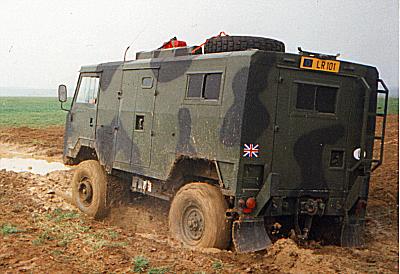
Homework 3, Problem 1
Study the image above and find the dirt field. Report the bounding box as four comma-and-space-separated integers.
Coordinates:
0, 116, 398, 273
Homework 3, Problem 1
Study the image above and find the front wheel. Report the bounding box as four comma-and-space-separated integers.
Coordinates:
169, 183, 231, 249
72, 160, 108, 219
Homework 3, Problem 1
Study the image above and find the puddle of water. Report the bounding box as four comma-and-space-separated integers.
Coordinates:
0, 157, 69, 175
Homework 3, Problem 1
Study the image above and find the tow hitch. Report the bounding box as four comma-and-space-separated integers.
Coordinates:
294, 198, 326, 240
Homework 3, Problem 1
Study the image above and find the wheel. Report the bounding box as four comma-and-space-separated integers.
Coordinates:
204, 35, 285, 54
72, 160, 108, 219
169, 183, 231, 249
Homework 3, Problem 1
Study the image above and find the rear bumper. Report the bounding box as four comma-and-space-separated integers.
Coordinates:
264, 196, 345, 216
252, 173, 370, 217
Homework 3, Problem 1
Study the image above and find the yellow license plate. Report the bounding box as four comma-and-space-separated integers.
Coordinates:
300, 56, 340, 73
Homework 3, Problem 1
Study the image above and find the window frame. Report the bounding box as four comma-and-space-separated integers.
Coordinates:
141, 76, 154, 89
134, 113, 146, 132
73, 72, 101, 108
328, 148, 346, 170
291, 80, 340, 118
183, 71, 224, 105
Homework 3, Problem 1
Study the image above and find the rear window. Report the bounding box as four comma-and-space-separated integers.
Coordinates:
296, 83, 337, 113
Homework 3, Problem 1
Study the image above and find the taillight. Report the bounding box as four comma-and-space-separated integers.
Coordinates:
246, 197, 256, 209
238, 197, 257, 214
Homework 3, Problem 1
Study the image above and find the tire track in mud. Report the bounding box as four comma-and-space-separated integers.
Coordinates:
106, 195, 171, 241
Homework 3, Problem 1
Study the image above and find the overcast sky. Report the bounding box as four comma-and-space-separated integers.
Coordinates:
0, 0, 398, 96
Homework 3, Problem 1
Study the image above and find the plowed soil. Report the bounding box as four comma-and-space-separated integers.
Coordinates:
0, 116, 398, 273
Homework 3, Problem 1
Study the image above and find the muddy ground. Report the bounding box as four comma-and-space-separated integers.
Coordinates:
0, 116, 398, 273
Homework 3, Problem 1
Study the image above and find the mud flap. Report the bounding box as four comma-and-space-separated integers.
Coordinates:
340, 219, 366, 247
232, 218, 272, 253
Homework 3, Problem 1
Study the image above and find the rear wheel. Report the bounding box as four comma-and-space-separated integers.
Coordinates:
169, 183, 231, 249
72, 160, 108, 219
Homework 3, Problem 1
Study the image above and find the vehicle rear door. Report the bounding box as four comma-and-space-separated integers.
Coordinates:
272, 68, 354, 193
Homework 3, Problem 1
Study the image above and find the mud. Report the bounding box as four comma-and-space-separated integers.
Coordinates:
0, 116, 398, 273
0, 126, 64, 158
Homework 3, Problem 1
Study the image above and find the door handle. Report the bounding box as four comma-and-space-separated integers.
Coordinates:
89, 117, 93, 127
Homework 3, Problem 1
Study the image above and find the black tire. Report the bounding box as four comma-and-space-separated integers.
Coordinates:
169, 183, 231, 249
204, 35, 285, 54
72, 160, 108, 219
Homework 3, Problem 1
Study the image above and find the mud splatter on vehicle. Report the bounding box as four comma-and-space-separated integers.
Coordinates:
57, 34, 390, 252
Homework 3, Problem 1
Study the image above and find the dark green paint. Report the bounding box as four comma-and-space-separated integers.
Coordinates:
63, 47, 387, 223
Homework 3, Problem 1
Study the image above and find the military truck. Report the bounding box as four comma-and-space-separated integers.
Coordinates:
58, 35, 389, 252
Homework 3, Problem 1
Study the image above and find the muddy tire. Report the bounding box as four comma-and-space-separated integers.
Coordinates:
169, 183, 230, 249
72, 160, 108, 219
204, 35, 285, 54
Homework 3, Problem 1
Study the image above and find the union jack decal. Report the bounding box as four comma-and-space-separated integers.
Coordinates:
243, 144, 259, 158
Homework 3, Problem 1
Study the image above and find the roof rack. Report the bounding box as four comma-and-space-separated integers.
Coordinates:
298, 47, 340, 60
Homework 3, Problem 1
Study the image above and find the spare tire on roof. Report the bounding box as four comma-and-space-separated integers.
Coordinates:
204, 35, 285, 54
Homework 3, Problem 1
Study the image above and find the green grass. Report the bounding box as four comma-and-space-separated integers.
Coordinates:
1, 223, 22, 235
0, 97, 71, 127
33, 208, 127, 250
378, 96, 398, 114
132, 256, 150, 273
212, 260, 223, 271
46, 208, 80, 223
148, 267, 170, 274
0, 96, 397, 128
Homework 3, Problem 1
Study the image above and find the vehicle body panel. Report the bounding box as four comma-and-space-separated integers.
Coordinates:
64, 48, 381, 219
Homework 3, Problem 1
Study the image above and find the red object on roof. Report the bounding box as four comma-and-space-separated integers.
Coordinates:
160, 37, 187, 49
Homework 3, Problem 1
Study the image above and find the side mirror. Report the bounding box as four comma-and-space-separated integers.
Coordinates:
58, 84, 67, 103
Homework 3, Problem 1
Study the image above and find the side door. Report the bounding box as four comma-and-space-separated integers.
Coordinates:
132, 70, 158, 167
68, 73, 100, 149
113, 70, 137, 165
272, 68, 352, 193
114, 69, 158, 168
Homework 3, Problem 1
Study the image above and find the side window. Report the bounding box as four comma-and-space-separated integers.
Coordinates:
76, 76, 100, 104
186, 73, 222, 100
296, 83, 337, 114
141, 77, 153, 88
187, 74, 203, 98
203, 73, 222, 100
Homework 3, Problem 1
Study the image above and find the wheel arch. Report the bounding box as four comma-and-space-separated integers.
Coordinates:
165, 156, 221, 196
64, 141, 98, 165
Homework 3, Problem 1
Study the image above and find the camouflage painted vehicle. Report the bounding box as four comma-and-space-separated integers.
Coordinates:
58, 35, 389, 252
